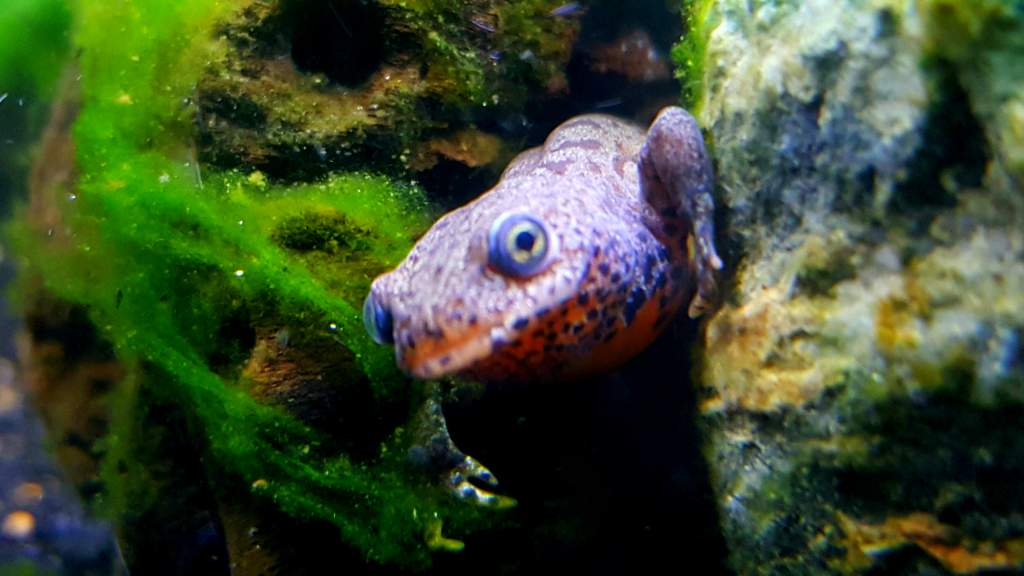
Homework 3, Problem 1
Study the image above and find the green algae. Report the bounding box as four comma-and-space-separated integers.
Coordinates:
917, 0, 1024, 181
200, 0, 578, 180
0, 0, 70, 99
5, 0, 500, 567
0, 0, 71, 217
0, 562, 58, 576
672, 0, 717, 112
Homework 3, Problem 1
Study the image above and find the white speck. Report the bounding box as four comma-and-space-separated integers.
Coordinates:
234, 269, 244, 277
0, 94, 7, 105
238, 220, 244, 226
518, 49, 535, 61
158, 173, 170, 183
328, 322, 338, 331
17, 98, 23, 107
67, 193, 78, 201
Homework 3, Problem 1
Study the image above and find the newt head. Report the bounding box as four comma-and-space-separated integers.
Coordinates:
363, 173, 598, 381
364, 108, 720, 384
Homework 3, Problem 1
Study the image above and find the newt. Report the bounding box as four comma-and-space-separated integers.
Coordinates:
363, 107, 722, 506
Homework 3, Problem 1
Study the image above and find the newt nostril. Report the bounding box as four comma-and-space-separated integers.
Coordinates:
362, 292, 395, 345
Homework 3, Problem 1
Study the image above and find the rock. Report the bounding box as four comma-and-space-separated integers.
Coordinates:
196, 0, 579, 180
688, 0, 1024, 573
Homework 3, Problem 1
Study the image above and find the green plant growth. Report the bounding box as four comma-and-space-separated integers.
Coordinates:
672, 0, 717, 112
0, 0, 71, 216
6, 0, 499, 567
0, 0, 70, 98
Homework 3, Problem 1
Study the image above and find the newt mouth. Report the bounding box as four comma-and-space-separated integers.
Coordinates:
396, 323, 506, 380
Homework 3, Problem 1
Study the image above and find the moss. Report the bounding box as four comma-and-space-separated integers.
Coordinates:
671, 0, 717, 112
0, 0, 71, 217
918, 0, 1024, 180
717, 359, 1024, 574
0, 0, 70, 98
199, 0, 578, 180
794, 236, 859, 297
0, 562, 58, 576
5, 0, 501, 567
273, 211, 373, 254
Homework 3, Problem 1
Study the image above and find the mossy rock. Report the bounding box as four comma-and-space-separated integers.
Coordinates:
196, 0, 579, 180
688, 0, 1024, 574
3, 0, 579, 569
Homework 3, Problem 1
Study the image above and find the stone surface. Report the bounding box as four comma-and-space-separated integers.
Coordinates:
692, 0, 1024, 574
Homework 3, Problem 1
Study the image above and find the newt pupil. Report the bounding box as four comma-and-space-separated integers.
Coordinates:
515, 230, 536, 252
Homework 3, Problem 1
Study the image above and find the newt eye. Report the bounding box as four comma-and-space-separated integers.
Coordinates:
487, 212, 555, 278
362, 291, 394, 345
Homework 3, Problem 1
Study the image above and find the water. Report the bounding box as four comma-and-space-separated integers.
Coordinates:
2, 0, 1022, 575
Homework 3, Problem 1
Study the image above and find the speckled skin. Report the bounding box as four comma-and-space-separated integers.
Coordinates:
368, 107, 721, 383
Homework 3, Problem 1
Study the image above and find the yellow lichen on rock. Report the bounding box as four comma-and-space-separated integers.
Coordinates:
837, 512, 1024, 574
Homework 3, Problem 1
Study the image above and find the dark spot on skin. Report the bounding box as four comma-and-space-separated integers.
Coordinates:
659, 294, 671, 309
656, 245, 670, 262
624, 286, 648, 325
611, 272, 622, 283
617, 283, 630, 296
596, 288, 610, 302
593, 246, 601, 258
561, 308, 570, 317
468, 314, 478, 326
586, 309, 599, 321
513, 317, 529, 330
532, 329, 545, 338
661, 207, 676, 218
404, 333, 417, 349
542, 158, 571, 175
598, 262, 611, 276
550, 137, 604, 153
577, 293, 590, 305
579, 257, 592, 283
654, 271, 667, 292
572, 323, 585, 334
603, 330, 618, 342
536, 307, 551, 318
644, 254, 657, 282
492, 337, 509, 353
562, 322, 571, 333
663, 223, 679, 236
440, 355, 452, 366
543, 343, 554, 353
424, 324, 444, 339
546, 331, 557, 342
